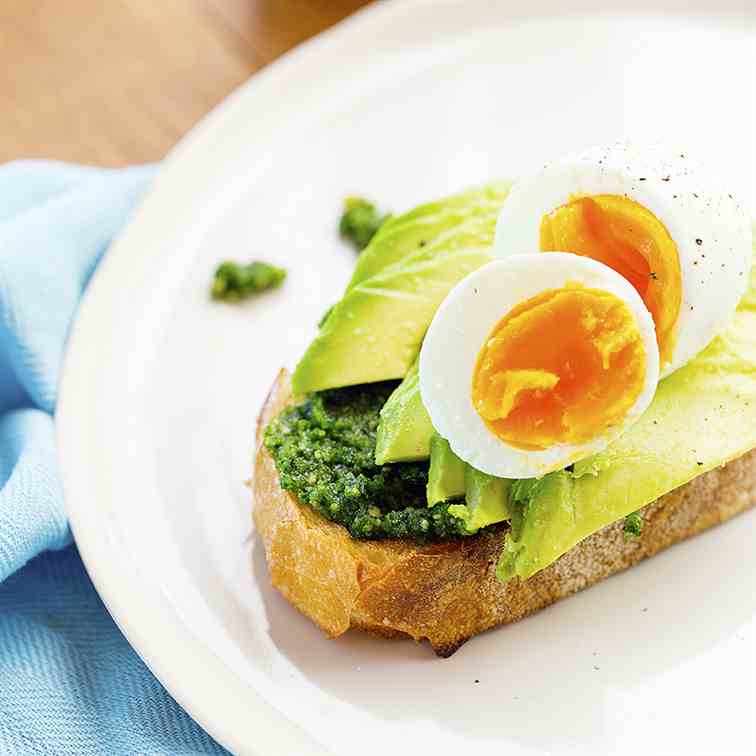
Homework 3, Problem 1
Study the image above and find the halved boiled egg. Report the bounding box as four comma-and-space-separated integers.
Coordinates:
419, 253, 659, 479
494, 143, 752, 377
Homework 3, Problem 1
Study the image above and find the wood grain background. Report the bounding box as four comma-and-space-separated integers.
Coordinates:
0, 0, 372, 166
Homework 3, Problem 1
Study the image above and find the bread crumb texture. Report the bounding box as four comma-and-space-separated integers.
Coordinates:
254, 370, 756, 656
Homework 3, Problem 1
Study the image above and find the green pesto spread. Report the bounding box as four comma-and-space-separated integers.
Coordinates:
263, 383, 468, 540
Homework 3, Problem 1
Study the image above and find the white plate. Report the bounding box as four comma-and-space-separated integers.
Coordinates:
58, 1, 756, 754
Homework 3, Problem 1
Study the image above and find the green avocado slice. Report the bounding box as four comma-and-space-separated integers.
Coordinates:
426, 434, 467, 505
348, 183, 510, 289
426, 432, 513, 533
292, 184, 508, 395
497, 241, 756, 582
374, 357, 433, 463
449, 467, 513, 534
293, 237, 494, 394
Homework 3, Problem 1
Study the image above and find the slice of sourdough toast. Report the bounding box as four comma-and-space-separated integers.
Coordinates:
253, 369, 756, 657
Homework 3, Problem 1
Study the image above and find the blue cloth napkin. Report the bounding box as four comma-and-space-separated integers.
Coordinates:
0, 162, 227, 755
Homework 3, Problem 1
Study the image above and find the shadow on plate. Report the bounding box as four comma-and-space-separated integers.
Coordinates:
252, 508, 756, 750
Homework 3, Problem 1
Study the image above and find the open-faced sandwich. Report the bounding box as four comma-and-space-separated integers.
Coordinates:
253, 143, 756, 656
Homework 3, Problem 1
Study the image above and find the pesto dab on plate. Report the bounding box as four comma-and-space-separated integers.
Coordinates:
254, 143, 756, 656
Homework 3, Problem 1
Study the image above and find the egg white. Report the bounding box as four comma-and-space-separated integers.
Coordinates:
493, 143, 752, 378
419, 253, 660, 479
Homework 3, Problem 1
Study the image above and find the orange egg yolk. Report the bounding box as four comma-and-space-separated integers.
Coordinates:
540, 195, 681, 366
472, 285, 646, 450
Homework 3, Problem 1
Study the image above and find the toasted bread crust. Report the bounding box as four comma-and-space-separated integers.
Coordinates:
253, 369, 756, 656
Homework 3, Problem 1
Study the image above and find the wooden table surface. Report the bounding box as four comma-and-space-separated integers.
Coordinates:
0, 0, 372, 166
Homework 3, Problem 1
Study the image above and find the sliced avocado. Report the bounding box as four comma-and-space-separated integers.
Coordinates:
348, 183, 510, 288
497, 242, 756, 582
449, 467, 512, 534
375, 357, 433, 463
292, 184, 508, 395
292, 220, 495, 394
426, 434, 467, 505
425, 434, 513, 531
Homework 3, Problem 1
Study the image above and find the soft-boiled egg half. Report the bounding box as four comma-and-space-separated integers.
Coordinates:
419, 253, 660, 479
494, 143, 752, 377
